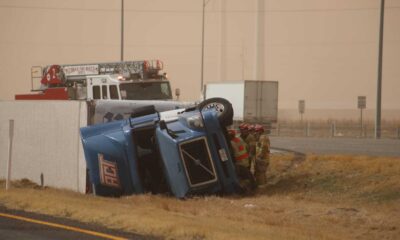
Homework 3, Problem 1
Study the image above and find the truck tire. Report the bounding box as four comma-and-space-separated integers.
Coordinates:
197, 98, 234, 126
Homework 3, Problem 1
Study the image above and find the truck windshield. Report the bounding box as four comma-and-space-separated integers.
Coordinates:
119, 82, 172, 100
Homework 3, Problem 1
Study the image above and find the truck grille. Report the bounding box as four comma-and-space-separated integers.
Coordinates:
179, 137, 217, 187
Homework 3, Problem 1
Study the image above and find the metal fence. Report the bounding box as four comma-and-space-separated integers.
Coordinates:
270, 121, 400, 139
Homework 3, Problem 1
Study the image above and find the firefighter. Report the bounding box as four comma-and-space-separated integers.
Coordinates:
254, 124, 270, 186
247, 124, 257, 172
248, 124, 255, 134
228, 129, 256, 193
239, 123, 256, 173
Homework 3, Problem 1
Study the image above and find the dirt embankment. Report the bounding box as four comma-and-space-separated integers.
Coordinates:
1, 154, 399, 240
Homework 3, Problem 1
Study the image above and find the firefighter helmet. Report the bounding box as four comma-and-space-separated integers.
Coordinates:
248, 124, 255, 132
239, 123, 249, 130
254, 124, 264, 133
228, 129, 236, 136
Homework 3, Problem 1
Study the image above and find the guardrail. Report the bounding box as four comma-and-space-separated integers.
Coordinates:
270, 121, 400, 139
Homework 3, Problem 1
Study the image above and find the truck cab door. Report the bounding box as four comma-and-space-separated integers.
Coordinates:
80, 121, 142, 196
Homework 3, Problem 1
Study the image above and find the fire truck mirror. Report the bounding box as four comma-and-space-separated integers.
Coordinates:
175, 88, 181, 97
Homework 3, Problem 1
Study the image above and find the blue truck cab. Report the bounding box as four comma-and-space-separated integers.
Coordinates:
80, 106, 240, 198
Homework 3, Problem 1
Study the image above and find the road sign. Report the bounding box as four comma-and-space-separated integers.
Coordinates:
357, 96, 366, 137
299, 100, 305, 114
358, 96, 366, 109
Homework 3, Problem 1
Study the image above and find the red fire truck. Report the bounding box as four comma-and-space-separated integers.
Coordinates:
15, 60, 173, 101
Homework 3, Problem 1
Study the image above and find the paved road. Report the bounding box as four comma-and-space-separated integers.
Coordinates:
0, 206, 151, 240
270, 136, 400, 157
0, 215, 102, 240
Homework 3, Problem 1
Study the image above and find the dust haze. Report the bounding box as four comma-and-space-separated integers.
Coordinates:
0, 0, 399, 119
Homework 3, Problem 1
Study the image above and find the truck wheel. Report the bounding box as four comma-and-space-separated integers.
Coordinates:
198, 98, 234, 126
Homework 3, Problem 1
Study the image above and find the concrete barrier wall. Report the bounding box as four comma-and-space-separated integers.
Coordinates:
0, 101, 87, 193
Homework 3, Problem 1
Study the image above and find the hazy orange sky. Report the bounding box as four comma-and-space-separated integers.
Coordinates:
0, 0, 399, 110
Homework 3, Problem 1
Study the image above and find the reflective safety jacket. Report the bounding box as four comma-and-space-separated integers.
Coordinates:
256, 134, 270, 161
242, 133, 256, 158
231, 136, 250, 168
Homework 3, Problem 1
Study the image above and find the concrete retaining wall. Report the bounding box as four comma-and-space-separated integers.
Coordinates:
0, 101, 87, 193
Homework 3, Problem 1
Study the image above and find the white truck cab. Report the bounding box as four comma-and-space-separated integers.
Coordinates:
81, 75, 172, 101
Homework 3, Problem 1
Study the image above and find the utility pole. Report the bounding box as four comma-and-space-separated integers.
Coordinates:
219, 0, 226, 82
121, 0, 124, 61
254, 0, 265, 81
200, 0, 207, 97
375, 0, 385, 139
200, 0, 212, 98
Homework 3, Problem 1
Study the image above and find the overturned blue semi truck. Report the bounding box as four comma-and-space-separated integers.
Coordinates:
80, 98, 243, 198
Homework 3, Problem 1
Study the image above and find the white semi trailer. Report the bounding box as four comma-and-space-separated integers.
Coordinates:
204, 80, 278, 123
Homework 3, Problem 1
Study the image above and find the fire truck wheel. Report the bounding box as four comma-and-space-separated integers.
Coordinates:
197, 97, 234, 126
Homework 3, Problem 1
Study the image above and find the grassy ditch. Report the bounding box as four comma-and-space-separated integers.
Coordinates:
1, 154, 399, 240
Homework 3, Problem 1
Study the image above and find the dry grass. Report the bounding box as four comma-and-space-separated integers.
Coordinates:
1, 154, 399, 240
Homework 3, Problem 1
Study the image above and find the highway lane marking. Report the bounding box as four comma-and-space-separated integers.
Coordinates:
0, 212, 128, 240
